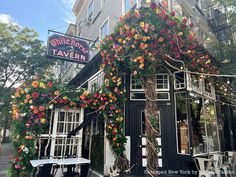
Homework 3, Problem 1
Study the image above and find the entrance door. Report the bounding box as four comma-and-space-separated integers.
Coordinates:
130, 103, 167, 175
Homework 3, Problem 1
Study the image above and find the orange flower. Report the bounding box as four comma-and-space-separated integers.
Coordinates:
25, 135, 33, 140
140, 43, 147, 49
139, 64, 145, 69
32, 81, 39, 88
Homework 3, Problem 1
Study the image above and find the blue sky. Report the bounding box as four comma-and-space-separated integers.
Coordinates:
0, 0, 75, 44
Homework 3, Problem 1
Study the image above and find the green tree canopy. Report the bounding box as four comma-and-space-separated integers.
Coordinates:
0, 23, 55, 107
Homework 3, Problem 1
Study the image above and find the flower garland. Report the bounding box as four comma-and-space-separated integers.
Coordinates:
9, 2, 219, 176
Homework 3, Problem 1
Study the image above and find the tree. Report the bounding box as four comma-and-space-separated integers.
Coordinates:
0, 23, 55, 141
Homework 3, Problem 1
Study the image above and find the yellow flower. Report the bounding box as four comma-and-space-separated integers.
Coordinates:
143, 37, 147, 41
146, 0, 151, 3
63, 96, 68, 100
39, 82, 46, 88
178, 32, 183, 36
29, 100, 32, 104
15, 92, 20, 98
40, 118, 46, 124
140, 22, 145, 28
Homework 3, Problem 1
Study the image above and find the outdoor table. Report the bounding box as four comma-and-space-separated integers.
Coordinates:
30, 157, 91, 177
30, 158, 56, 168
55, 157, 90, 165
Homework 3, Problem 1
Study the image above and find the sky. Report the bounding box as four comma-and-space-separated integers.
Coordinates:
0, 0, 76, 44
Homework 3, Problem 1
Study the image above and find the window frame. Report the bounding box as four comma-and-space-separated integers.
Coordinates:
87, 0, 94, 19
122, 0, 140, 15
174, 71, 186, 90
174, 92, 190, 155
99, 17, 109, 41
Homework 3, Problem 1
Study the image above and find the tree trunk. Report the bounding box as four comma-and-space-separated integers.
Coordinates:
145, 68, 159, 177
2, 117, 9, 143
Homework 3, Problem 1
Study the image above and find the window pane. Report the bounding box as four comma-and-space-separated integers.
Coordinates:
88, 1, 94, 17
190, 94, 207, 154
125, 0, 137, 13
175, 92, 189, 154
204, 99, 219, 152
101, 20, 108, 40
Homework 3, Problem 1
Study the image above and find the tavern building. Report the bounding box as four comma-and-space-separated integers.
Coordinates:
44, 0, 236, 176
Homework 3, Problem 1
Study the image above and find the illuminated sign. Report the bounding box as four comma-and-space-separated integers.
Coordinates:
47, 34, 89, 63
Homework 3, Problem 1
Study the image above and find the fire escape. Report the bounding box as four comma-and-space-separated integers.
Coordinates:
206, 2, 234, 63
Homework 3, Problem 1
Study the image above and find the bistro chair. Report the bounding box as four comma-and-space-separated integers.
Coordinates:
194, 157, 215, 177
211, 153, 231, 177
35, 156, 57, 177
224, 151, 236, 176
62, 155, 80, 177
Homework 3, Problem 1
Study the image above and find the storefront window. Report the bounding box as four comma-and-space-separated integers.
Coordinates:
190, 92, 219, 155
175, 92, 189, 154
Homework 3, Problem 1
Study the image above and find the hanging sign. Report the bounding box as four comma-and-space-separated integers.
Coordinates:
47, 34, 89, 63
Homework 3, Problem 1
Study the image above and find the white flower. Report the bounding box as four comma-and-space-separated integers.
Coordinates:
23, 147, 29, 154
20, 113, 26, 117
24, 88, 29, 93
11, 95, 15, 99
49, 104, 53, 109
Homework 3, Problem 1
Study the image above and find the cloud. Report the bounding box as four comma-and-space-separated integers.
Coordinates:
0, 14, 18, 25
55, 0, 76, 24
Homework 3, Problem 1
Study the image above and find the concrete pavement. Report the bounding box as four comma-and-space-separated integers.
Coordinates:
0, 143, 14, 177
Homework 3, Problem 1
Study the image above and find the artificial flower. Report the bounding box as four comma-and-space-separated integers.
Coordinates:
32, 81, 39, 88
140, 22, 145, 28
39, 82, 46, 88
32, 92, 39, 99
47, 81, 53, 88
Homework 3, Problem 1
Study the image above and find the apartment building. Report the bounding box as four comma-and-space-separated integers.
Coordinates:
56, 0, 235, 176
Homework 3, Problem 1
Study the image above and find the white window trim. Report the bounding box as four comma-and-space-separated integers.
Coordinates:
130, 74, 170, 92
88, 70, 104, 92
122, 0, 140, 15
174, 92, 190, 155
87, 0, 94, 18
99, 17, 109, 41
155, 73, 170, 91
174, 71, 186, 90
130, 92, 170, 101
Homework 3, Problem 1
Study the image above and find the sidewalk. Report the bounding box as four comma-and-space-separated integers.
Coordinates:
0, 143, 14, 177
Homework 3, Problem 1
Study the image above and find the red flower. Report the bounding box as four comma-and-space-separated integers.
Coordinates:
32, 92, 39, 99
47, 82, 53, 88
110, 105, 115, 110
171, 11, 175, 16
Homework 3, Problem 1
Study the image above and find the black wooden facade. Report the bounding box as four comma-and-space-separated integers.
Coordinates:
68, 54, 236, 176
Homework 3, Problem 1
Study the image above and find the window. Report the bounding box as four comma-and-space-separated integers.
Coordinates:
174, 71, 186, 90
130, 74, 169, 91
100, 18, 109, 40
189, 93, 219, 155
88, 0, 94, 18
88, 71, 104, 92
123, 0, 137, 14
175, 92, 189, 154
171, 0, 182, 16
39, 109, 83, 158
156, 74, 169, 91
130, 74, 170, 101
